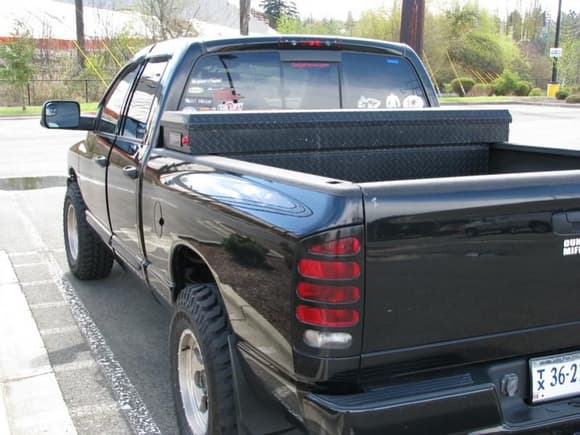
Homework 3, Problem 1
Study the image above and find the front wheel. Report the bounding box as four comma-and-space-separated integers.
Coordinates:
170, 284, 237, 435
63, 181, 114, 280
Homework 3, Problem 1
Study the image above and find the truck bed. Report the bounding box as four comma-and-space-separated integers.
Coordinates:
161, 109, 580, 183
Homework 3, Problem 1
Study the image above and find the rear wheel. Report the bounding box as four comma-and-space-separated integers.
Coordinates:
63, 181, 114, 280
170, 284, 236, 435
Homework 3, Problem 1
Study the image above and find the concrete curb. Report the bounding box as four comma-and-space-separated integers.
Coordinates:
441, 99, 580, 109
0, 251, 76, 435
0, 384, 9, 435
0, 116, 40, 121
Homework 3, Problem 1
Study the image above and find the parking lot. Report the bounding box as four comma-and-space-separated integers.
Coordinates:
0, 103, 579, 434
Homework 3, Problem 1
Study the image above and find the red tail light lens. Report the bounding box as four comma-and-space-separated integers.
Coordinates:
309, 237, 361, 256
297, 282, 360, 303
296, 305, 359, 327
298, 259, 360, 280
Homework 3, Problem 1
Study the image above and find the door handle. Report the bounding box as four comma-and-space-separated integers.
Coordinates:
552, 211, 580, 235
94, 155, 108, 168
122, 166, 139, 180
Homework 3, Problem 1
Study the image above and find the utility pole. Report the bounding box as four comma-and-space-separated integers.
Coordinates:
74, 0, 85, 69
240, 0, 251, 35
400, 0, 425, 58
551, 0, 563, 83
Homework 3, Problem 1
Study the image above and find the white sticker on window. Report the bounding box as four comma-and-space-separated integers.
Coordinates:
386, 94, 401, 109
357, 96, 382, 109
403, 95, 425, 108
217, 101, 244, 111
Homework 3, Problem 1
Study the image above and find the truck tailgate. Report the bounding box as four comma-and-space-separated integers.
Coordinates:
361, 171, 580, 372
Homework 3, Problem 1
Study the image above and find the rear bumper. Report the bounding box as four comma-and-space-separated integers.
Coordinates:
301, 380, 580, 434
302, 383, 502, 434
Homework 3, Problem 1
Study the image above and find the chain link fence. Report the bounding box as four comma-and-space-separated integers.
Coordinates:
0, 79, 111, 107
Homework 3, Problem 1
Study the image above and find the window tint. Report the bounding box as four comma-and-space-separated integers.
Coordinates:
123, 60, 168, 140
99, 65, 138, 134
179, 51, 426, 112
282, 62, 339, 109
182, 52, 282, 112
341, 53, 426, 109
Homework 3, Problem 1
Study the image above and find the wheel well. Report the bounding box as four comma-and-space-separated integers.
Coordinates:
68, 168, 77, 184
171, 245, 216, 302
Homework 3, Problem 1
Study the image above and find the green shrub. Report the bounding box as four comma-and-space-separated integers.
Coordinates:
556, 89, 570, 100
450, 77, 476, 97
567, 94, 580, 104
529, 87, 543, 97
443, 83, 454, 94
469, 83, 493, 97
492, 70, 521, 96
514, 81, 532, 96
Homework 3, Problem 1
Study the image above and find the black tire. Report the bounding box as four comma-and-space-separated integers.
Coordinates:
63, 181, 114, 280
170, 284, 236, 435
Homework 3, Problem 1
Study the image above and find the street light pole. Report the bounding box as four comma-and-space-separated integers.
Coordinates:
551, 0, 563, 83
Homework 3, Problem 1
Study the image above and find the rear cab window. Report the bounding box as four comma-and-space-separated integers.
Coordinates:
179, 50, 427, 112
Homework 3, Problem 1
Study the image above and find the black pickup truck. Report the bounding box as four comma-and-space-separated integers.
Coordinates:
42, 36, 580, 434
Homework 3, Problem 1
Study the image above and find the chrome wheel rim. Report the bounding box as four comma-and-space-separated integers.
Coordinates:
178, 328, 209, 434
66, 203, 79, 263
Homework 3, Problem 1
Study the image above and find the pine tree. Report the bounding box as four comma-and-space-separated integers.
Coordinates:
260, 0, 299, 29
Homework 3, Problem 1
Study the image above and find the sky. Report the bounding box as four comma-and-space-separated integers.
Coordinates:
250, 0, 580, 20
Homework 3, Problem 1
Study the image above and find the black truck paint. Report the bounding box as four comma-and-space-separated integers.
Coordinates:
41, 36, 580, 434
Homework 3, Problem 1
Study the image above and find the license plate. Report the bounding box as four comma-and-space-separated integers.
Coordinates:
530, 351, 580, 403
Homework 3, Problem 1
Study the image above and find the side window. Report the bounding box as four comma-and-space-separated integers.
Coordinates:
98, 65, 138, 134
341, 53, 427, 110
123, 59, 169, 140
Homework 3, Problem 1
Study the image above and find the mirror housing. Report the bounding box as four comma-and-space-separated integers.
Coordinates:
40, 100, 95, 130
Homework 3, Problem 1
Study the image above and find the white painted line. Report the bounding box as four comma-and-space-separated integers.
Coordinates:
20, 280, 53, 287
53, 360, 97, 373
13, 194, 162, 435
40, 325, 79, 336
29, 301, 68, 310
13, 262, 46, 268
69, 402, 119, 418
7, 252, 38, 257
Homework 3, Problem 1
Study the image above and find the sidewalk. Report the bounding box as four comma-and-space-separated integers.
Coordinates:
0, 251, 76, 435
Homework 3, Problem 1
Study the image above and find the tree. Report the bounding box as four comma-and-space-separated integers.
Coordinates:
139, 0, 199, 40
353, 4, 401, 42
260, 0, 298, 29
0, 22, 35, 110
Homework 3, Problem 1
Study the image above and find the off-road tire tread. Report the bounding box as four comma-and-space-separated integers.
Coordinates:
64, 181, 114, 280
172, 284, 237, 435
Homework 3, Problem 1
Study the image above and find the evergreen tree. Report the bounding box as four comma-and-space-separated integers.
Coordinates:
260, 0, 299, 28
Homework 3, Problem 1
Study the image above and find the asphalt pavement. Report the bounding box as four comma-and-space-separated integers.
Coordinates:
0, 104, 579, 434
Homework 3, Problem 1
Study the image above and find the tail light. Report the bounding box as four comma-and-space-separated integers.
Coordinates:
296, 306, 359, 327
298, 259, 360, 280
308, 237, 360, 256
297, 282, 360, 304
294, 229, 363, 353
